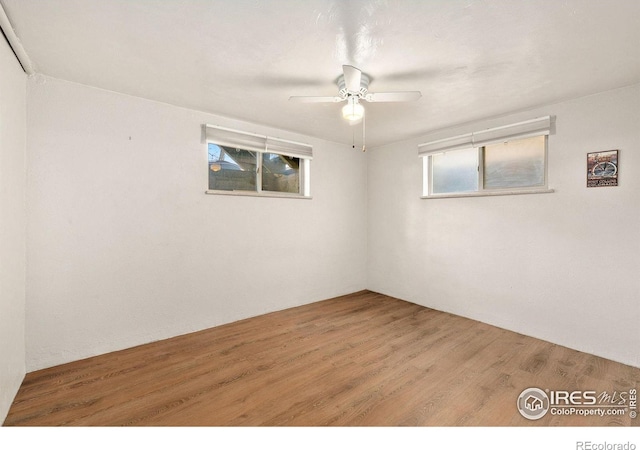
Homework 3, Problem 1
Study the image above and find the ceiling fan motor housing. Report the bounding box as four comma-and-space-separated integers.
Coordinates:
338, 73, 370, 99
288, 65, 420, 104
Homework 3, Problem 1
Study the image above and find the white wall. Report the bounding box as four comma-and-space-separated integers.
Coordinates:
21, 72, 640, 377
0, 37, 27, 422
26, 76, 367, 371
368, 84, 640, 368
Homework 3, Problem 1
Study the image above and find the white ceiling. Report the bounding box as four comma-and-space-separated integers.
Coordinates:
3, 0, 640, 148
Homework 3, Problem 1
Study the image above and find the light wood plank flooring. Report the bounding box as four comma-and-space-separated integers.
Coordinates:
4, 291, 639, 426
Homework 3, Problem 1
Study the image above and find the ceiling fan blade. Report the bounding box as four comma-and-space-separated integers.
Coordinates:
342, 65, 362, 92
364, 91, 422, 102
289, 96, 345, 103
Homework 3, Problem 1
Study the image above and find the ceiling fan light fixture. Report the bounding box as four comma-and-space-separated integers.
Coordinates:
342, 97, 364, 122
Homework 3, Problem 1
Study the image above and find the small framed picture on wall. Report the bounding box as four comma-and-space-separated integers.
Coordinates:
587, 150, 618, 187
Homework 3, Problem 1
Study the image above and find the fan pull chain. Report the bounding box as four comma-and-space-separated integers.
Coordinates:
352, 125, 355, 149
362, 110, 366, 152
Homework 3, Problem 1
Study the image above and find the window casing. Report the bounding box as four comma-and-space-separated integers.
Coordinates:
204, 124, 312, 198
420, 117, 553, 198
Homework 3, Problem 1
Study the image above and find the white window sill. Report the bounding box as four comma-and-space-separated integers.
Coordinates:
205, 190, 312, 199
421, 188, 554, 200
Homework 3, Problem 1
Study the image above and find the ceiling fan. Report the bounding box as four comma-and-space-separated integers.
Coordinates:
289, 65, 421, 124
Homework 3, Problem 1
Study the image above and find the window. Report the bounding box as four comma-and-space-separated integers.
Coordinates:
431, 147, 479, 194
261, 152, 301, 194
208, 144, 257, 191
483, 135, 545, 189
204, 124, 312, 197
419, 116, 553, 198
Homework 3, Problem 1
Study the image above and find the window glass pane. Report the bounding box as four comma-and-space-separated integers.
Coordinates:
262, 153, 300, 194
431, 148, 478, 194
208, 144, 257, 191
484, 135, 545, 189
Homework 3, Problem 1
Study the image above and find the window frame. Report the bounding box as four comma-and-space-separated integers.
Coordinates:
420, 117, 555, 199
204, 124, 312, 199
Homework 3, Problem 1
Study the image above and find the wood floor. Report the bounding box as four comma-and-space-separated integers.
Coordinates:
4, 291, 639, 426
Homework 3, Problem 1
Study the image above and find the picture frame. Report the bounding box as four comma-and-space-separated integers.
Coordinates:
587, 150, 618, 187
